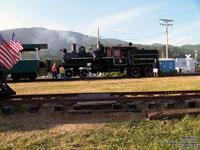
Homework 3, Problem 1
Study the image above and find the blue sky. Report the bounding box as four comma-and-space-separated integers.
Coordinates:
0, 0, 200, 46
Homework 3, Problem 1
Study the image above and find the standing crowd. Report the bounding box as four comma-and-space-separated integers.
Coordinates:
51, 63, 66, 81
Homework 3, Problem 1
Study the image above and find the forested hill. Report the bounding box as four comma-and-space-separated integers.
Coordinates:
0, 27, 200, 59
0, 27, 126, 56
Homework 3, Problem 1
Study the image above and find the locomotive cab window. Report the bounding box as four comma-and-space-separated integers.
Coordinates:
107, 48, 112, 57
121, 50, 126, 57
113, 49, 121, 57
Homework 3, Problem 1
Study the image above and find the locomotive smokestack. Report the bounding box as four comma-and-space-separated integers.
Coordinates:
128, 42, 132, 46
71, 43, 76, 53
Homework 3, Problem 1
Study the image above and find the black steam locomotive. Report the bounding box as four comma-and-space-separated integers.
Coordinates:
61, 43, 159, 78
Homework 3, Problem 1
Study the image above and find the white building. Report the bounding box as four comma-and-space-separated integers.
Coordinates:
175, 58, 196, 73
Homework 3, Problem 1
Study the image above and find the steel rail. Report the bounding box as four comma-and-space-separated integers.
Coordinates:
3, 90, 200, 100
1, 94, 200, 105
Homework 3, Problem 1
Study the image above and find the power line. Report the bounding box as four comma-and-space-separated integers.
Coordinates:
101, 32, 164, 41
123, 33, 164, 41
169, 26, 200, 40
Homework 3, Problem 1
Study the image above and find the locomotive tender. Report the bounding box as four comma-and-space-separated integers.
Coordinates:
8, 44, 49, 81
61, 43, 159, 78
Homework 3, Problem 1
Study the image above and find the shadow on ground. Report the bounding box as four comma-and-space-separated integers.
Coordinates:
0, 106, 146, 133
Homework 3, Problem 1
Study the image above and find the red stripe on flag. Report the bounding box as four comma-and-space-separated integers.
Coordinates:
10, 40, 23, 52
0, 53, 13, 68
2, 43, 18, 64
0, 60, 11, 69
0, 33, 22, 69
0, 55, 12, 69
0, 47, 14, 69
0, 48, 14, 66
16, 41, 23, 49
10, 41, 19, 50
4, 41, 20, 61
0, 34, 22, 69
0, 46, 15, 65
10, 43, 18, 51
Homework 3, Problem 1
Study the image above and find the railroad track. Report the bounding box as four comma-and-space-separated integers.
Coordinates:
1, 90, 200, 115
2, 90, 200, 100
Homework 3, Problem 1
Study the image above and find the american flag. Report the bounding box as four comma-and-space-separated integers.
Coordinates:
0, 34, 19, 69
10, 32, 23, 56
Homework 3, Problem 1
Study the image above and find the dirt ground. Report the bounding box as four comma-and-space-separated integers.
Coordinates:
0, 106, 146, 134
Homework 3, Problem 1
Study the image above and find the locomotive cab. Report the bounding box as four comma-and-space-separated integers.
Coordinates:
112, 48, 128, 66
105, 46, 159, 77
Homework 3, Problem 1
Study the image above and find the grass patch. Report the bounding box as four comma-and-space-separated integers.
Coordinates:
65, 115, 200, 150
0, 115, 200, 149
8, 76, 200, 95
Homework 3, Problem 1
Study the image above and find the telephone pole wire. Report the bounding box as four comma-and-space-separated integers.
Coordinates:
160, 19, 173, 59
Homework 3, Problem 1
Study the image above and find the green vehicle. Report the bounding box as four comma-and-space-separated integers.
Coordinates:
8, 44, 49, 81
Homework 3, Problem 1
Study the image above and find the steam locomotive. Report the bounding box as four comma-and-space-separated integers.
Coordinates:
60, 43, 159, 78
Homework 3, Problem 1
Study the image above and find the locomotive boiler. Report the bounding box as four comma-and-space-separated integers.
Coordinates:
61, 43, 159, 78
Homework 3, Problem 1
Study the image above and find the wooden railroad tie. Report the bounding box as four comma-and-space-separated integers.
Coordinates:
73, 101, 117, 110
148, 108, 200, 120
68, 109, 141, 115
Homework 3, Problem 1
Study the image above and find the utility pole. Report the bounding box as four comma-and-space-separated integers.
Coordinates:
160, 19, 173, 59
97, 27, 100, 50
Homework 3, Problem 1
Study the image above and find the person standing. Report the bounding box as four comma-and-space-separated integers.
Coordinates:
59, 64, 66, 81
51, 63, 57, 80
153, 59, 158, 77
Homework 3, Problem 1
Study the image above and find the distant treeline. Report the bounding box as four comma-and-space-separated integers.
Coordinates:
134, 44, 200, 59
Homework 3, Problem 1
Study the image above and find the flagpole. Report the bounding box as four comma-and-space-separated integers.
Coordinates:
0, 65, 7, 82
3, 67, 7, 82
